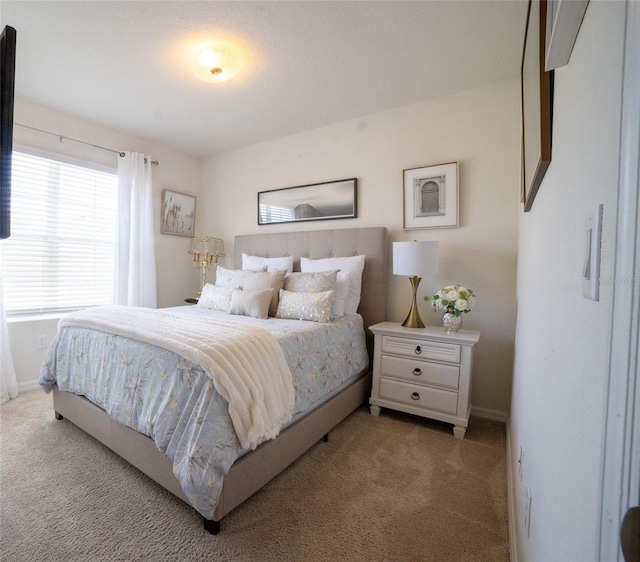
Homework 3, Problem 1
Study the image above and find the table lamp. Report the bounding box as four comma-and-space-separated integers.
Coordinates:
393, 240, 439, 328
188, 237, 225, 295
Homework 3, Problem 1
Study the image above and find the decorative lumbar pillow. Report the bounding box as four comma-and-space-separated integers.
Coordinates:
214, 265, 265, 289
242, 253, 294, 274
242, 269, 287, 317
283, 270, 338, 293
300, 255, 365, 315
228, 289, 274, 320
275, 289, 335, 323
197, 284, 234, 312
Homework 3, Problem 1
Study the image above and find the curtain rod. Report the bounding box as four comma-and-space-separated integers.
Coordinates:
15, 123, 159, 166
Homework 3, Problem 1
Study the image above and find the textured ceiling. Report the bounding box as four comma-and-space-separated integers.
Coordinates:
2, 1, 528, 157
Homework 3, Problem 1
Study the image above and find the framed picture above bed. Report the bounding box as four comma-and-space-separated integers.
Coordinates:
258, 178, 357, 225
403, 161, 459, 229
161, 189, 196, 237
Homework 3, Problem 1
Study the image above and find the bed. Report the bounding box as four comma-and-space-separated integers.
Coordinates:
40, 226, 387, 534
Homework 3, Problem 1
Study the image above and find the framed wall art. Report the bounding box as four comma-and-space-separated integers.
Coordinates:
403, 161, 458, 229
521, 0, 553, 212
545, 0, 589, 71
258, 178, 357, 225
161, 189, 196, 237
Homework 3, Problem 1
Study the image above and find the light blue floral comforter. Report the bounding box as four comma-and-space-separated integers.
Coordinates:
39, 307, 368, 519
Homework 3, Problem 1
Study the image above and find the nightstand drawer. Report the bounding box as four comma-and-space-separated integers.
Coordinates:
381, 336, 461, 363
380, 355, 459, 390
379, 378, 458, 415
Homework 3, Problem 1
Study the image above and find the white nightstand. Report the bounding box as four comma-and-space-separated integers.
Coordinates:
369, 321, 480, 439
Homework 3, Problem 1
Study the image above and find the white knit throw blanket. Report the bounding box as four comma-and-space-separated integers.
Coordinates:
59, 305, 294, 450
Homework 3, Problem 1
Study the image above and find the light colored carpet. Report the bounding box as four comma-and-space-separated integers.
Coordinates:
0, 390, 509, 561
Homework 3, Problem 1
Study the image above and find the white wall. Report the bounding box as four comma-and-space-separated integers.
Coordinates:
6, 98, 202, 388
201, 79, 521, 416
510, 2, 624, 560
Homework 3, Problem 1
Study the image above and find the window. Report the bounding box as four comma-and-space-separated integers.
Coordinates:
1, 150, 117, 315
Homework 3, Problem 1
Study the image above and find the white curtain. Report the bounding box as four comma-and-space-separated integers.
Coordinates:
114, 152, 157, 308
0, 269, 18, 405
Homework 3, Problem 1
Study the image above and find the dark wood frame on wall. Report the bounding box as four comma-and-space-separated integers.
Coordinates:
521, 0, 553, 212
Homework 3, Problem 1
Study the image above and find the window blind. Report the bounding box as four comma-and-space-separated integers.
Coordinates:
259, 204, 293, 223
1, 150, 117, 315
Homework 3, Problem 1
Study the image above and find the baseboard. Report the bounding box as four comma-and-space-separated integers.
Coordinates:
506, 415, 519, 562
471, 405, 508, 423
18, 379, 40, 393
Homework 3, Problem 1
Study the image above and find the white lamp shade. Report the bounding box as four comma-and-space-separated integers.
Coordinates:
393, 241, 439, 277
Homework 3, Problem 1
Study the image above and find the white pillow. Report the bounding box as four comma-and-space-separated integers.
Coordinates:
301, 255, 365, 315
275, 289, 335, 323
197, 284, 233, 312
332, 271, 351, 318
242, 253, 294, 274
228, 289, 273, 320
215, 265, 265, 289
242, 270, 287, 317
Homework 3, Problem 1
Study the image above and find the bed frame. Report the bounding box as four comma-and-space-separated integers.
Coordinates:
51, 226, 388, 534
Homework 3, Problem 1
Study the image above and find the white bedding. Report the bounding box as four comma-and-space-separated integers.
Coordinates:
59, 305, 294, 450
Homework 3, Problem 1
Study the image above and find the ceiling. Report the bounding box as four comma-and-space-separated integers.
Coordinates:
2, 1, 528, 158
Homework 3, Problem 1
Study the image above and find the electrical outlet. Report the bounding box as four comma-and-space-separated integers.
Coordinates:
518, 446, 524, 481
524, 486, 533, 538
37, 335, 46, 349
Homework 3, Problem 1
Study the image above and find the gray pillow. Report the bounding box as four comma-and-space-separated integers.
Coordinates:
243, 270, 287, 317
283, 270, 338, 293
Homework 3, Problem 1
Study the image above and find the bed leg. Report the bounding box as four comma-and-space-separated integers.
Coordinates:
203, 517, 221, 535
54, 411, 64, 421
322, 433, 329, 443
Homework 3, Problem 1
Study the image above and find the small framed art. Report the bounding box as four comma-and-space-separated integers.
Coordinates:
161, 189, 196, 237
403, 161, 459, 229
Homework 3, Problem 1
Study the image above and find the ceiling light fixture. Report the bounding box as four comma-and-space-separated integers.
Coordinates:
191, 42, 242, 83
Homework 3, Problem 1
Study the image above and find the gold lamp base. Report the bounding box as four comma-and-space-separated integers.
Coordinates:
402, 276, 425, 329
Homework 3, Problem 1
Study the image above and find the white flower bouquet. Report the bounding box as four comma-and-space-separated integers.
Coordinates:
425, 284, 476, 317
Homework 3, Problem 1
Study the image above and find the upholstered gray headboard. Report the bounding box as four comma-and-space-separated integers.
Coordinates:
234, 227, 387, 357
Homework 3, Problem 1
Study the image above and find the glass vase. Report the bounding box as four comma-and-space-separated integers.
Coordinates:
442, 309, 463, 334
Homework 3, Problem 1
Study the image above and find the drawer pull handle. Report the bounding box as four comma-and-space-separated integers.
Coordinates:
413, 368, 422, 376
415, 345, 422, 355
411, 392, 420, 401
